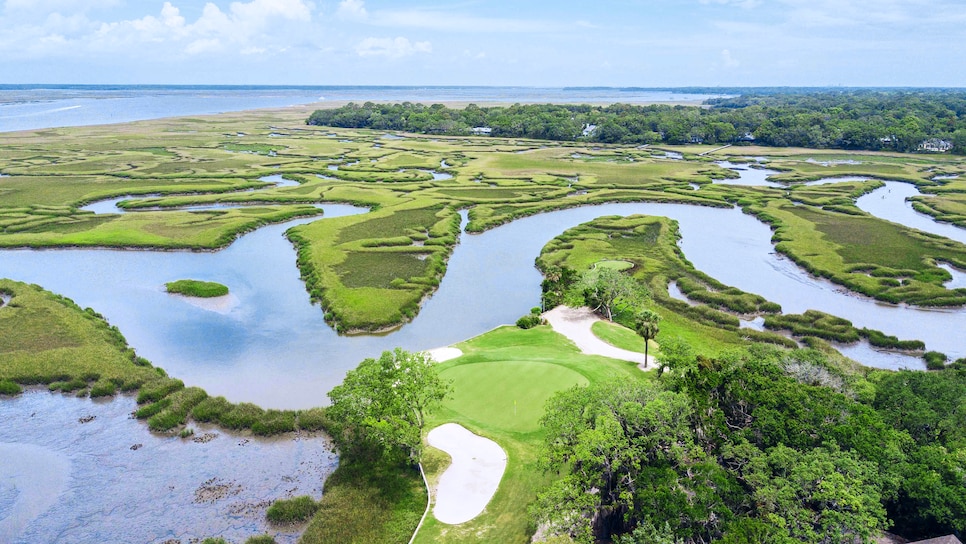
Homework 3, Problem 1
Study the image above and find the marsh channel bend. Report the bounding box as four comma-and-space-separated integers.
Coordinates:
3, 176, 966, 408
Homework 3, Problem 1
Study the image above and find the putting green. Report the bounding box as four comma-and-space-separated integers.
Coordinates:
594, 259, 634, 271
439, 361, 588, 434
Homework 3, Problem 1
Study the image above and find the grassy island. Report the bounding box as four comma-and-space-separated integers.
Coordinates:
165, 279, 229, 298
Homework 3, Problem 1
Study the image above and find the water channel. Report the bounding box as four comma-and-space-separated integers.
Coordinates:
4, 158, 966, 542
0, 392, 336, 544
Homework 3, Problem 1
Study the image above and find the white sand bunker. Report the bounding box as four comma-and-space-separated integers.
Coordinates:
543, 306, 651, 368
424, 347, 463, 363
427, 423, 507, 525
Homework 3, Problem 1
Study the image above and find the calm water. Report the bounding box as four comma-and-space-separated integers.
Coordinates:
7, 192, 966, 409
0, 392, 336, 544
0, 85, 724, 133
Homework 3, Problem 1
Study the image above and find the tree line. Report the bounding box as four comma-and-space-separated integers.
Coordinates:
307, 90, 966, 153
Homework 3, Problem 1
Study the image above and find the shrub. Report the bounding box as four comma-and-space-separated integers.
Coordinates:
180, 427, 195, 438
267, 495, 320, 523
0, 380, 22, 395
516, 314, 543, 329
924, 351, 949, 370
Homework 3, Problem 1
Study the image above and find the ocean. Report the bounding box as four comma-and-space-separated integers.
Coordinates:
0, 85, 724, 133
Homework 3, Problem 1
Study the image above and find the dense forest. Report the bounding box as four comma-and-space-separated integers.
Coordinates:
307, 90, 966, 153
533, 343, 966, 543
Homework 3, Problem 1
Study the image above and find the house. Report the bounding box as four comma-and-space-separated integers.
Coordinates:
471, 127, 492, 135
918, 138, 954, 153
581, 124, 597, 137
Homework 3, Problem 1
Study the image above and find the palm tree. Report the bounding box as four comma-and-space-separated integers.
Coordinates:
634, 309, 661, 367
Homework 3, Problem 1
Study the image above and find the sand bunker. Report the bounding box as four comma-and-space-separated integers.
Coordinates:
424, 347, 463, 363
543, 306, 652, 368
427, 423, 506, 525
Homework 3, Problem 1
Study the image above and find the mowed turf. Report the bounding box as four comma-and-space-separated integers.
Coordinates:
439, 360, 588, 433
416, 325, 645, 544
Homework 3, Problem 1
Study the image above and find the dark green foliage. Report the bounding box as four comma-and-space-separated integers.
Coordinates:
200, 539, 228, 544
516, 314, 543, 329
536, 344, 911, 543
327, 348, 450, 463
309, 92, 966, 153
267, 495, 319, 523
871, 369, 966, 537
0, 379, 22, 395
923, 351, 949, 370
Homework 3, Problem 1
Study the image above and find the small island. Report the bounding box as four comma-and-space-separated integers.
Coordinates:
164, 279, 229, 298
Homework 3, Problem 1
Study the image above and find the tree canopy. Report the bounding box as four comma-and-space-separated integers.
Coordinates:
308, 90, 966, 153
326, 348, 450, 463
532, 343, 966, 543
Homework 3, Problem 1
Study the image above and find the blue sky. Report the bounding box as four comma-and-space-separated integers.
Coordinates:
2, 0, 965, 86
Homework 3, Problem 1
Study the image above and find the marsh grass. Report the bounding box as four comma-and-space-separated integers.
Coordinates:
300, 461, 425, 544
266, 495, 319, 524
165, 279, 229, 298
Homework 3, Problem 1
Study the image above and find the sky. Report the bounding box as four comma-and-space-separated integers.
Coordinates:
1, 0, 965, 87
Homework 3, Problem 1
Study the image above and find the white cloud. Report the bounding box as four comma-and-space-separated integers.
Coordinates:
47, 0, 315, 56
336, 0, 367, 21
720, 49, 739, 68
356, 36, 431, 58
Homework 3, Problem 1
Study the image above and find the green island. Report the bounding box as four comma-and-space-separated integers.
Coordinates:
2, 94, 966, 544
165, 279, 230, 298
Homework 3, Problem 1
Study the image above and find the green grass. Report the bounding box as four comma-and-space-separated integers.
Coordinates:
593, 259, 634, 271
439, 361, 588, 433
335, 252, 429, 289
591, 320, 648, 353
165, 279, 229, 298
414, 325, 646, 543
300, 461, 426, 544
752, 200, 966, 306
267, 495, 319, 524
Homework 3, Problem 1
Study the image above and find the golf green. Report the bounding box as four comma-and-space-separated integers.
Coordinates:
439, 361, 588, 434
